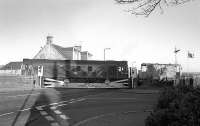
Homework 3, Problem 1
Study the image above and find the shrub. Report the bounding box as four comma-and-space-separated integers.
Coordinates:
145, 85, 200, 126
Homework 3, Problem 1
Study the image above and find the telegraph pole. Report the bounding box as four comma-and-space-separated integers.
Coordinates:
174, 46, 180, 69
104, 48, 111, 83
174, 46, 180, 86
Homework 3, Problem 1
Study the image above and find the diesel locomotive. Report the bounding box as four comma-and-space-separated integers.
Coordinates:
22, 59, 129, 83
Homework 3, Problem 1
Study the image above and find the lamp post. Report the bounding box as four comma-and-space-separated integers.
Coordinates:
104, 48, 111, 83
104, 48, 111, 61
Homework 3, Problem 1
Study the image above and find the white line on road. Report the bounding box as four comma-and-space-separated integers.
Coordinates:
45, 116, 55, 121
36, 106, 43, 111
0, 98, 85, 117
49, 102, 59, 105
50, 106, 57, 110
85, 98, 136, 100
49, 99, 75, 106
76, 98, 86, 102
69, 101, 75, 103
40, 111, 48, 116
50, 98, 86, 108
54, 110, 62, 114
60, 114, 70, 120
0, 112, 15, 117
18, 108, 31, 112
56, 103, 68, 107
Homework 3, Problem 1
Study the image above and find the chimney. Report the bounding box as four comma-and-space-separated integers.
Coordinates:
74, 45, 82, 51
46, 36, 53, 45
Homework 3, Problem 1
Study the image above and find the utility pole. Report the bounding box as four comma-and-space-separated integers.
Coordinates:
174, 46, 180, 86
174, 46, 180, 69
104, 48, 111, 83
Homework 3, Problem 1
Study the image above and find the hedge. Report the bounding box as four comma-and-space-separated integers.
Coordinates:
145, 85, 200, 126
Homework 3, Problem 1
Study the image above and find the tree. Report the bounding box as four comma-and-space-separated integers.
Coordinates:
115, 0, 194, 17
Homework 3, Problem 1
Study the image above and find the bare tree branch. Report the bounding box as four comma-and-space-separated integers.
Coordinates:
115, 0, 194, 16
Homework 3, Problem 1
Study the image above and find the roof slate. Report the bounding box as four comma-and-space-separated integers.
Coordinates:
52, 44, 74, 59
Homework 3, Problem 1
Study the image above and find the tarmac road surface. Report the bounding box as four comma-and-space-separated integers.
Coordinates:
0, 88, 159, 126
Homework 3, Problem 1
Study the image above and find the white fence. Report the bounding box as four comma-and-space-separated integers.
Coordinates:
0, 70, 21, 75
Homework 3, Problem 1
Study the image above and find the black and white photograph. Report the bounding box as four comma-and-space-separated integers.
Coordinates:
0, 0, 199, 126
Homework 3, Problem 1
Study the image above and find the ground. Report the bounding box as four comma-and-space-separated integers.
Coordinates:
0, 88, 159, 126
0, 75, 160, 126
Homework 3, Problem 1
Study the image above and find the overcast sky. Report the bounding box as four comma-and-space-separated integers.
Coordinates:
0, 0, 200, 72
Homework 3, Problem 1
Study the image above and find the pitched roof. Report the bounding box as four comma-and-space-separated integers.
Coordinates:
44, 43, 92, 60
52, 44, 74, 59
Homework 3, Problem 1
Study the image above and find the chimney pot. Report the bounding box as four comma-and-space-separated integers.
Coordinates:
47, 36, 53, 44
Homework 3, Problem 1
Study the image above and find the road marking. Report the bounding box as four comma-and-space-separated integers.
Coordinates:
51, 122, 60, 126
36, 106, 43, 110
49, 102, 59, 105
69, 101, 75, 103
0, 112, 15, 117
50, 106, 57, 110
40, 111, 48, 115
6, 93, 40, 98
0, 98, 85, 117
36, 105, 46, 108
76, 98, 86, 102
18, 108, 31, 112
86, 98, 136, 100
45, 116, 55, 121
56, 103, 68, 107
54, 110, 62, 114
49, 99, 75, 106
60, 114, 70, 120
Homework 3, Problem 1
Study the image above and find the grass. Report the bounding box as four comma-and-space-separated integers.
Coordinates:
0, 75, 34, 91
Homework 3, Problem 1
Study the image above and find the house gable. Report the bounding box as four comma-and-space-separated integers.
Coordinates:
33, 44, 66, 60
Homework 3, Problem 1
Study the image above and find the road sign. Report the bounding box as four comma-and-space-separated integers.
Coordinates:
38, 66, 43, 76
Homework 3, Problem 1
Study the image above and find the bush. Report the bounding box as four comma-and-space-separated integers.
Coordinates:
145, 85, 200, 126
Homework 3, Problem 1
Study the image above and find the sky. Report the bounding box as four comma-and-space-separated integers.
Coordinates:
0, 0, 200, 72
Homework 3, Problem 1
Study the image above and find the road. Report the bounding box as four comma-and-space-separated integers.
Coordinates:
0, 88, 159, 126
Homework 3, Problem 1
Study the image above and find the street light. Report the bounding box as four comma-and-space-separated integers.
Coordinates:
104, 48, 111, 61
103, 48, 111, 83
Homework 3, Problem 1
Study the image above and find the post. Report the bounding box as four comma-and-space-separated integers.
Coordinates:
104, 48, 111, 61
104, 49, 105, 61
104, 48, 111, 83
174, 47, 180, 86
38, 66, 44, 88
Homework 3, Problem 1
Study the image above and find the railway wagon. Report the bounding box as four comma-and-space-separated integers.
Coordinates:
138, 63, 181, 85
22, 59, 128, 83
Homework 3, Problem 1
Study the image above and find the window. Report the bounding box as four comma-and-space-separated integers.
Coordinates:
88, 66, 92, 71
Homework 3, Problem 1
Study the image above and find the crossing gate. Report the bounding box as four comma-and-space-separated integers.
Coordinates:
43, 78, 66, 88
